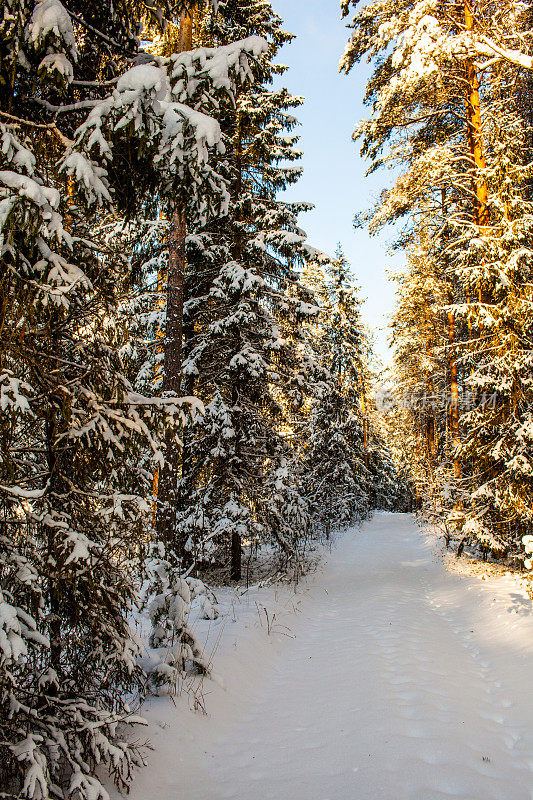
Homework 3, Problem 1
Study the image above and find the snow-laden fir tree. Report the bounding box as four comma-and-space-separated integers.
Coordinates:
0, 0, 268, 795
179, 0, 327, 579
302, 247, 372, 536
124, 0, 325, 580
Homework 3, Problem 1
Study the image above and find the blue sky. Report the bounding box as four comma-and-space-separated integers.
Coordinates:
272, 0, 404, 365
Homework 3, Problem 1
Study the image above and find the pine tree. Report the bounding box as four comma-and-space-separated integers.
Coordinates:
341, 0, 533, 559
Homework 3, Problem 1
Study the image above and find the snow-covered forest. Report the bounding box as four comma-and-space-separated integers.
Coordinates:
2, 1, 533, 799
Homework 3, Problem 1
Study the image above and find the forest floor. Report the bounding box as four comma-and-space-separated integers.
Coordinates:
122, 512, 533, 800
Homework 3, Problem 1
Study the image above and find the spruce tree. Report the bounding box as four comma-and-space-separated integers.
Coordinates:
152, 0, 323, 578
302, 247, 372, 535
0, 0, 267, 794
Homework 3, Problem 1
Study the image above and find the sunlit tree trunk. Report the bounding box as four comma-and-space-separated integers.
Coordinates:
360, 390, 369, 469
464, 1, 489, 231
446, 300, 461, 480
464, 0, 490, 317
440, 186, 462, 480
425, 376, 436, 466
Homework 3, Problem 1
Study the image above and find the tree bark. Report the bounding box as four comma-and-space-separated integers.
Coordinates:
464, 1, 490, 312
447, 301, 462, 480
425, 375, 436, 466
441, 187, 462, 480
155, 210, 187, 555
228, 105, 244, 578
360, 390, 369, 469
464, 1, 489, 229
155, 7, 194, 559
45, 408, 62, 672
230, 531, 242, 581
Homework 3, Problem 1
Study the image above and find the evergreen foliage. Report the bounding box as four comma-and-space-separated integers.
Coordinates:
0, 1, 269, 795
0, 2, 398, 797
302, 247, 397, 534
342, 0, 533, 559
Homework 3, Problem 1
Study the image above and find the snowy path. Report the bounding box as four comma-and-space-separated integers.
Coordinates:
129, 513, 533, 800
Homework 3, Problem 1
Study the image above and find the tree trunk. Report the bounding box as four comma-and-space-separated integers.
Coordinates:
230, 531, 242, 581
47, 186, 75, 670
464, 1, 489, 229
426, 415, 436, 462
156, 209, 187, 556
441, 187, 462, 480
426, 377, 436, 464
151, 224, 167, 527
447, 301, 462, 480
360, 390, 369, 469
464, 0, 490, 313
45, 409, 62, 672
155, 8, 194, 559
227, 107, 244, 580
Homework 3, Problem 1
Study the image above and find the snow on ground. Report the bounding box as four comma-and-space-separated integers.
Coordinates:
121, 512, 533, 800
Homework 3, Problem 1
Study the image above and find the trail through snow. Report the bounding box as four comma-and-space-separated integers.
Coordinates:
128, 513, 533, 800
